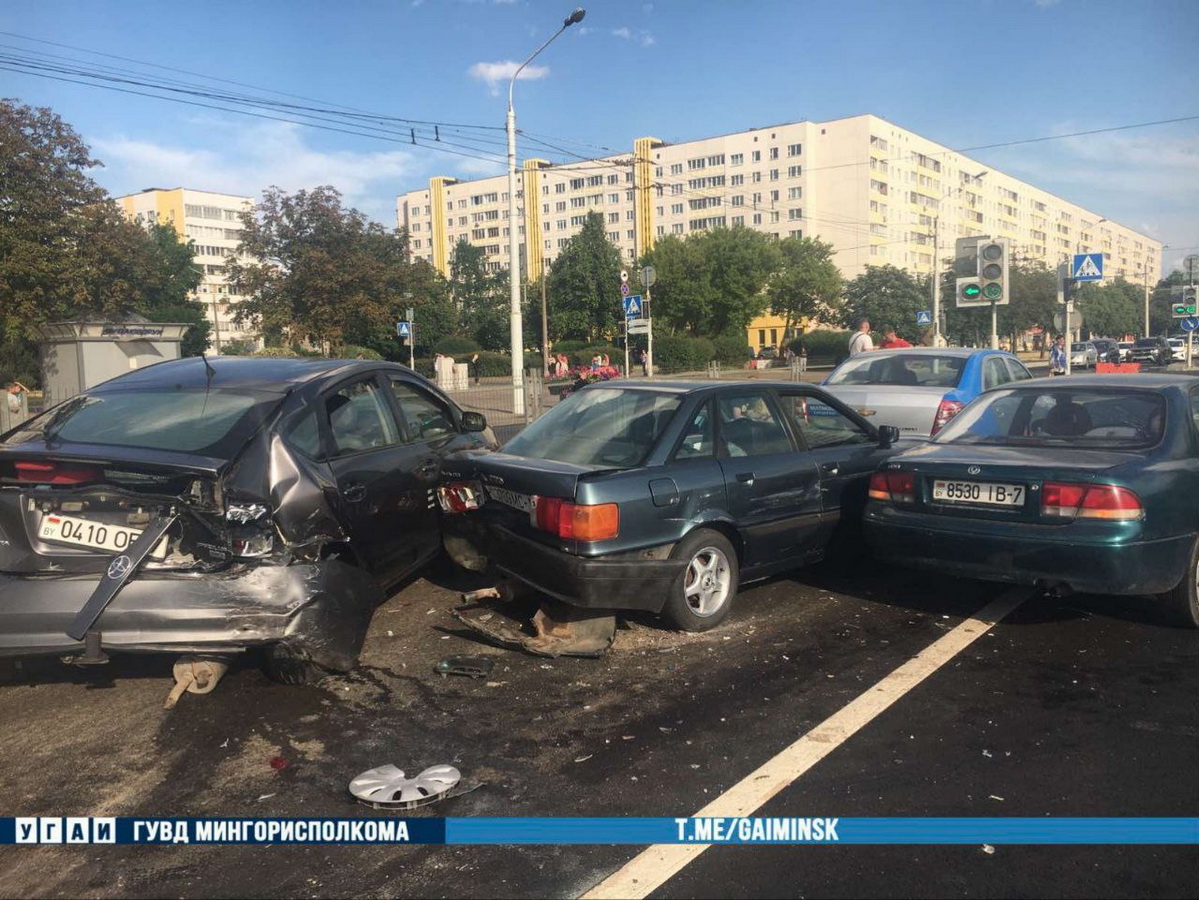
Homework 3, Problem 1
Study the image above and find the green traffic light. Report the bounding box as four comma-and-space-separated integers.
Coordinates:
961, 283, 981, 300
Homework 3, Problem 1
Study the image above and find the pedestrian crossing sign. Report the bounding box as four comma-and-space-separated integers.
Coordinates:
1072, 253, 1103, 282
396, 321, 411, 338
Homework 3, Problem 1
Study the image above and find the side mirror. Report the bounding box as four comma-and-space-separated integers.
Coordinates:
878, 425, 900, 448
461, 411, 487, 433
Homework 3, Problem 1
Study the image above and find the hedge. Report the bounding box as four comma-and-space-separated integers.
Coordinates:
789, 330, 852, 366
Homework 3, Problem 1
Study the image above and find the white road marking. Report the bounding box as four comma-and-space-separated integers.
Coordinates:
581, 588, 1029, 900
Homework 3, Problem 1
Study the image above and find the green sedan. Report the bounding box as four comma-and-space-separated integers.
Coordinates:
864, 375, 1199, 626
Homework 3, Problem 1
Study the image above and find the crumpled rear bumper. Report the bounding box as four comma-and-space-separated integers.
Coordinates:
0, 560, 384, 671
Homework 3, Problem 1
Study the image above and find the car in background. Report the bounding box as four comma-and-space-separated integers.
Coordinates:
757, 345, 778, 360
864, 376, 1199, 626
1071, 341, 1098, 369
1090, 339, 1121, 365
440, 381, 904, 631
1117, 341, 1135, 362
1130, 337, 1171, 366
820, 348, 1033, 438
0, 357, 497, 682
1168, 338, 1186, 362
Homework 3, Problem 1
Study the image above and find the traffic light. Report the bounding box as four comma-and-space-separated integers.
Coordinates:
1173, 285, 1197, 318
976, 239, 1009, 305
955, 277, 984, 307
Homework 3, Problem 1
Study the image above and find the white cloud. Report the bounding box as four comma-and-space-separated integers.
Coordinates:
468, 60, 549, 95
91, 120, 419, 225
612, 26, 656, 47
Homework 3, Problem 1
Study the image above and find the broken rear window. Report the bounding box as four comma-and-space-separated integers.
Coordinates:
9, 388, 283, 458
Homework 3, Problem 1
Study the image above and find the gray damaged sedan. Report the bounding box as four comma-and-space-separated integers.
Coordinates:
0, 357, 495, 682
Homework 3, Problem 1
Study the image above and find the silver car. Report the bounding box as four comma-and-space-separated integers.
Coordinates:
821, 348, 1033, 437
1071, 341, 1098, 369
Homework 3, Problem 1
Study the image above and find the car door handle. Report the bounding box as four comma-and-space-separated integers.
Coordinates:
736, 472, 755, 483
341, 482, 367, 503
820, 462, 840, 475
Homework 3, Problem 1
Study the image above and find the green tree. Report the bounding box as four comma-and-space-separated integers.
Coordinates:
766, 236, 842, 339
839, 265, 929, 343
642, 226, 782, 337
1075, 277, 1142, 339
228, 186, 413, 353
1149, 270, 1188, 336
448, 238, 509, 350
546, 211, 623, 343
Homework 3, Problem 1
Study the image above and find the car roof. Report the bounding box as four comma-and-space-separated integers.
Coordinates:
1013, 373, 1196, 390
580, 379, 823, 394
89, 356, 414, 393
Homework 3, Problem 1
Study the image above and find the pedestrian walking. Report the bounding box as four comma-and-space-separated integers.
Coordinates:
470, 353, 480, 385
1049, 336, 1067, 376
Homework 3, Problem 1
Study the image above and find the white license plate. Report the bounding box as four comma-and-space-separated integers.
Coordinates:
933, 480, 1025, 507
486, 486, 537, 515
38, 513, 167, 558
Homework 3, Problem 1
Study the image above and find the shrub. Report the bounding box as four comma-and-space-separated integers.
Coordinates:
218, 339, 257, 357
252, 346, 300, 359
712, 332, 752, 367
338, 345, 384, 361
434, 336, 482, 356
653, 335, 714, 374
791, 329, 852, 366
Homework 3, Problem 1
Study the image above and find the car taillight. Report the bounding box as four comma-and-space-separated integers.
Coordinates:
868, 470, 915, 504
437, 482, 483, 513
1042, 482, 1143, 521
535, 497, 619, 541
14, 460, 100, 485
930, 398, 965, 436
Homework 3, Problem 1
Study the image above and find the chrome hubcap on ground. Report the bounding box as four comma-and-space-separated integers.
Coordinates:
684, 546, 732, 616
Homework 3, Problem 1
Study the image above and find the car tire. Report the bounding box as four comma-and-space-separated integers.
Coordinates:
264, 645, 333, 685
661, 529, 739, 632
1161, 536, 1199, 628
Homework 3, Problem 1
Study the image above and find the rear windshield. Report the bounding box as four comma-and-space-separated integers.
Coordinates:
826, 353, 965, 388
504, 387, 681, 468
1135, 339, 1159, 347
4, 388, 282, 458
933, 388, 1166, 450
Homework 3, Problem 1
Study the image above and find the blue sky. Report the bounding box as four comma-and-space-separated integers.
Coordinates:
2, 0, 1197, 274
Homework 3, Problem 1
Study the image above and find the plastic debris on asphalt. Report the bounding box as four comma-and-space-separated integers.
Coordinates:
349, 764, 461, 810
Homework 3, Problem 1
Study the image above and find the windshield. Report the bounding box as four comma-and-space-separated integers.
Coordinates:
5, 388, 282, 458
933, 388, 1166, 450
825, 353, 965, 388
1135, 339, 1158, 347
1071, 343, 1089, 352
503, 387, 681, 468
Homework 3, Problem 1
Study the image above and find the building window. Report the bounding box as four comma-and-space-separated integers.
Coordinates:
787, 143, 802, 156
731, 153, 744, 166
609, 212, 619, 223
752, 150, 761, 163
788, 187, 802, 200
731, 174, 744, 186
788, 208, 803, 221
787, 165, 802, 178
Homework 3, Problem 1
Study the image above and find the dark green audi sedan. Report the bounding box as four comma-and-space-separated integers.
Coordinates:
864, 375, 1199, 625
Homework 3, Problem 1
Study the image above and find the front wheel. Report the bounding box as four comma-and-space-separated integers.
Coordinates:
661, 529, 739, 632
1160, 536, 1199, 628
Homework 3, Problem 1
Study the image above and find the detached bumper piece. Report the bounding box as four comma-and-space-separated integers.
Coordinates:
453, 588, 616, 658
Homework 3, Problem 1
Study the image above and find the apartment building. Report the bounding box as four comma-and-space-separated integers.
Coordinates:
397, 114, 1162, 344
116, 187, 257, 349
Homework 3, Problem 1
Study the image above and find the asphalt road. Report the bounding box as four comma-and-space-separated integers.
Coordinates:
1, 550, 1197, 899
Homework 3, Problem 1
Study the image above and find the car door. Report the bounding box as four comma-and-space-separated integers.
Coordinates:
779, 389, 886, 542
714, 389, 822, 573
323, 374, 429, 585
384, 375, 462, 566
983, 355, 1015, 392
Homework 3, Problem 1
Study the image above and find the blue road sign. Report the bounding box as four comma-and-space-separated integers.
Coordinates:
1072, 253, 1103, 282
396, 321, 411, 338
916, 310, 932, 326
1180, 317, 1199, 333
623, 295, 643, 319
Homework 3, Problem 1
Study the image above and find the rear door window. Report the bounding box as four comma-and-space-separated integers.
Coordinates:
674, 401, 715, 460
1004, 358, 1033, 382
983, 357, 1012, 391
784, 394, 875, 449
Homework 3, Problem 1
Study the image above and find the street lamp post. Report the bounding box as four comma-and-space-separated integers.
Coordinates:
506, 7, 585, 415
931, 170, 987, 347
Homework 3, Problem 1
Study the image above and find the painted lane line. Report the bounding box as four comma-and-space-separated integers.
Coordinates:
581, 587, 1029, 900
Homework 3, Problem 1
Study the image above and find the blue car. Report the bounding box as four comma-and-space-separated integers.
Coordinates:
821, 348, 1034, 437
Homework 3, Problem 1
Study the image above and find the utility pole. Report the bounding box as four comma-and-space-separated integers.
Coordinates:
541, 268, 549, 376
931, 216, 943, 346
